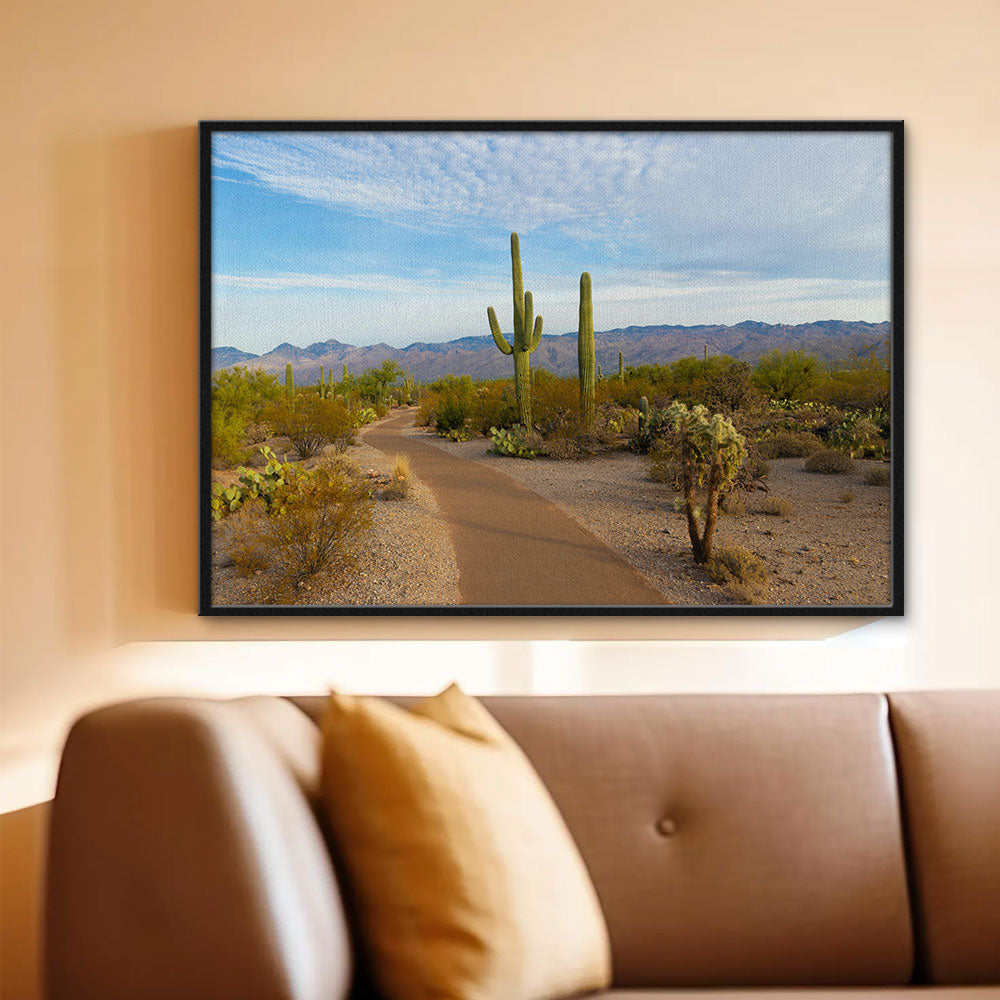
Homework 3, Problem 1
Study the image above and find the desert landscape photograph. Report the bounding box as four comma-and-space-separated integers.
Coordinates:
202, 124, 900, 613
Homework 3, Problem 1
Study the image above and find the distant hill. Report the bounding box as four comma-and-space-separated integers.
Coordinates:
211, 320, 891, 383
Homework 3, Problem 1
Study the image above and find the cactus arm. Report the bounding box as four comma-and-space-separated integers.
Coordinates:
488, 306, 513, 355
529, 314, 543, 352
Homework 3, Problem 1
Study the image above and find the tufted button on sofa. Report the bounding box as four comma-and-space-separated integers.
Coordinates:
44, 692, 1000, 999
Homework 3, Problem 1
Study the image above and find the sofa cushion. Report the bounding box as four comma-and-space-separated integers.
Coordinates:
318, 685, 612, 1000
297, 693, 913, 987
889, 691, 1000, 984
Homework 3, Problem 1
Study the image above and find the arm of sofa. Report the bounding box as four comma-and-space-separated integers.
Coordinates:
45, 697, 353, 1000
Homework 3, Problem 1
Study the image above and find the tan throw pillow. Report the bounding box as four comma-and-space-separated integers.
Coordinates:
319, 684, 612, 1000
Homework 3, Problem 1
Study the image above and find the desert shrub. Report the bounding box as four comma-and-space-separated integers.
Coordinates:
211, 405, 251, 467
268, 395, 355, 459
757, 430, 823, 458
472, 382, 519, 435
211, 366, 284, 466
660, 402, 746, 563
813, 352, 890, 411
720, 492, 747, 516
864, 466, 891, 487
489, 424, 544, 459
531, 375, 581, 439
761, 496, 794, 517
840, 492, 856, 503
262, 464, 373, 593
217, 457, 373, 595
752, 349, 824, 401
433, 391, 475, 437
219, 499, 272, 575
353, 360, 404, 408
544, 428, 617, 460
804, 449, 854, 474
707, 546, 770, 604
648, 443, 680, 486
828, 411, 887, 459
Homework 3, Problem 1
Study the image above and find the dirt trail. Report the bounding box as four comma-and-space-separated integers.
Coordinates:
363, 411, 668, 606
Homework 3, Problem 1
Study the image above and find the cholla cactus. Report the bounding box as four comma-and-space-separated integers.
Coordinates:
663, 401, 746, 563
488, 233, 543, 427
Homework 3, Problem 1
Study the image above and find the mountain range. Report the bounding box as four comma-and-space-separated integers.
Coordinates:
211, 320, 891, 383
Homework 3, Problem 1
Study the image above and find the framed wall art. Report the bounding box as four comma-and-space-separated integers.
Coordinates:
200, 121, 903, 616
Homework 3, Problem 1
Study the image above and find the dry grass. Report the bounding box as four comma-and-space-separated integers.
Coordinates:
720, 492, 747, 516
391, 453, 411, 480
757, 430, 823, 459
761, 496, 794, 517
804, 449, 854, 474
840, 491, 856, 503
707, 545, 770, 604
864, 466, 891, 487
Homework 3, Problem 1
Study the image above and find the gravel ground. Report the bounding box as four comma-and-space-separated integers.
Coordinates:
210, 430, 459, 608
409, 427, 892, 607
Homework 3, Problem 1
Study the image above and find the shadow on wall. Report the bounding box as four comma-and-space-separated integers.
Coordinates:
50, 126, 871, 643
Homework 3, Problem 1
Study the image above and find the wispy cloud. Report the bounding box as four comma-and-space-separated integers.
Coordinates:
211, 129, 892, 350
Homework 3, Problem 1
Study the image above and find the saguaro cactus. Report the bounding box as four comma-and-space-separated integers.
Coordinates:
618, 352, 625, 386
577, 272, 595, 431
285, 363, 294, 399
488, 232, 543, 427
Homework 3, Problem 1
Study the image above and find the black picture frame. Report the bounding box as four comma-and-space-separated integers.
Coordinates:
199, 120, 903, 617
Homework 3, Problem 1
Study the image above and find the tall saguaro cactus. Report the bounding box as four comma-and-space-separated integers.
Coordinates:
618, 352, 625, 386
488, 233, 543, 427
577, 272, 595, 431
285, 363, 294, 399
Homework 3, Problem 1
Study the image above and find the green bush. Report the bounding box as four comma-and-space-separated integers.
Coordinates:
804, 449, 854, 474
433, 391, 474, 436
269, 395, 355, 459
752, 349, 824, 401
707, 546, 770, 604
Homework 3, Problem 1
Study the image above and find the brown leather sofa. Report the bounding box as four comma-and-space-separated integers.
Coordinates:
44, 692, 1000, 999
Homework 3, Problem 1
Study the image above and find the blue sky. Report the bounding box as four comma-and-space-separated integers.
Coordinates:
211, 130, 891, 353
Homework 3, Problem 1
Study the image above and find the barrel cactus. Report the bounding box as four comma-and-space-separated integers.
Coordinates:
488, 233, 543, 427
577, 272, 595, 431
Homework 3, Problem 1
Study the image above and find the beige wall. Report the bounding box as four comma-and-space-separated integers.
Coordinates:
2, 0, 999, 996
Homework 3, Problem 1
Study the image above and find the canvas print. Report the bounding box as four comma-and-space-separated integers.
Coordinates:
201, 122, 901, 615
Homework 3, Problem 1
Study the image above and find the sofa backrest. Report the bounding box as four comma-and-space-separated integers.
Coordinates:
888, 691, 1000, 985
296, 693, 914, 987
46, 691, 1000, 999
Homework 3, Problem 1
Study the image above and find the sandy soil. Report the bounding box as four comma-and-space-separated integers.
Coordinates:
210, 429, 460, 607
410, 427, 893, 607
